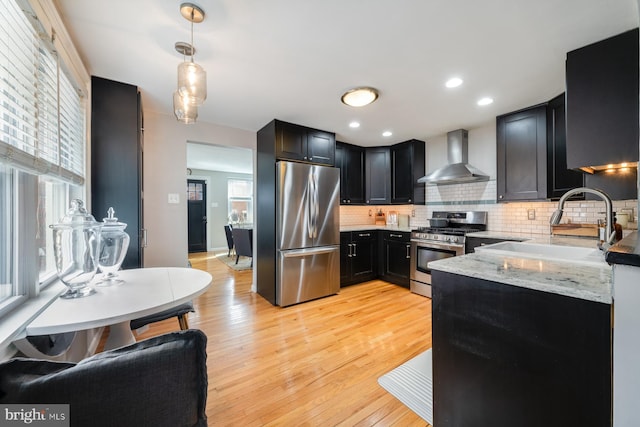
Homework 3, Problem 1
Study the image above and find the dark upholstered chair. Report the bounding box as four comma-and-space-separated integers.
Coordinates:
231, 228, 253, 267
0, 330, 208, 427
224, 225, 234, 257
130, 301, 195, 331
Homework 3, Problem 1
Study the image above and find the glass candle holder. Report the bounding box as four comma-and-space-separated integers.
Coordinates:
97, 207, 130, 286
50, 199, 102, 298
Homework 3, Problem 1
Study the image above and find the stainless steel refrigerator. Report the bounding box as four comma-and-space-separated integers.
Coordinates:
276, 161, 340, 306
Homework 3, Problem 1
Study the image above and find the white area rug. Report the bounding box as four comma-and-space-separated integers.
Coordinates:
378, 348, 433, 425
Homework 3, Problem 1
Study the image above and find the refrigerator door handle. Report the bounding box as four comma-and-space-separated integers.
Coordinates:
307, 170, 314, 239
310, 171, 318, 238
282, 247, 338, 258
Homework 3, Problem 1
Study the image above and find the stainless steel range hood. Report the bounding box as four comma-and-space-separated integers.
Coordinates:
418, 129, 490, 185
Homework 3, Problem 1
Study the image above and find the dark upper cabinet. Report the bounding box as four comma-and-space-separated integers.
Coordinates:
365, 147, 391, 204
497, 105, 548, 201
336, 142, 365, 204
497, 96, 584, 202
547, 94, 585, 199
274, 119, 335, 166
91, 76, 143, 269
565, 28, 639, 170
391, 140, 425, 205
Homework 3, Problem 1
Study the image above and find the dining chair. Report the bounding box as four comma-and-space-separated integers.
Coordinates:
231, 228, 253, 267
224, 224, 234, 257
130, 302, 194, 332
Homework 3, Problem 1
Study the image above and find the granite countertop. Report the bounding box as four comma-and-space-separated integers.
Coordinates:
340, 224, 413, 233
606, 231, 640, 267
429, 251, 612, 304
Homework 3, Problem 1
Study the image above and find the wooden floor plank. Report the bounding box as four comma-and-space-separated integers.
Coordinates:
104, 251, 432, 426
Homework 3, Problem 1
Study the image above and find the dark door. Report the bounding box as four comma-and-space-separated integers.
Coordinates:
187, 179, 207, 253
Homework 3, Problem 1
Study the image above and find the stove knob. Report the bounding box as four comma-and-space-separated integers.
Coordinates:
433, 235, 439, 240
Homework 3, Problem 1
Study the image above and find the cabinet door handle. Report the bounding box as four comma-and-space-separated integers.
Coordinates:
406, 244, 411, 259
390, 233, 403, 238
348, 243, 353, 257
358, 233, 371, 237
352, 243, 357, 257
141, 229, 148, 248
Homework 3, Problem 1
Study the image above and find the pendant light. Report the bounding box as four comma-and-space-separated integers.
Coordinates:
173, 90, 198, 124
177, 3, 206, 107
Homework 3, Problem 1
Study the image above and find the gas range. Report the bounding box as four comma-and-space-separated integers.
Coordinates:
411, 211, 488, 245
410, 211, 488, 298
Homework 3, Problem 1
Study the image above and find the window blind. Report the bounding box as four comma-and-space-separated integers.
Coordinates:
0, 0, 85, 185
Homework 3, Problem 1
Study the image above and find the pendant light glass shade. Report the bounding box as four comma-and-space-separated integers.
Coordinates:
177, 60, 207, 106
173, 90, 198, 124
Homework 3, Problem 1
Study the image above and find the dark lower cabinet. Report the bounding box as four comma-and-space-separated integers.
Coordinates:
380, 231, 411, 287
432, 270, 612, 427
465, 236, 521, 254
91, 76, 143, 269
340, 231, 377, 286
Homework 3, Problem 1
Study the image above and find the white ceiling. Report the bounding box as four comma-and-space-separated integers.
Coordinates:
55, 0, 638, 170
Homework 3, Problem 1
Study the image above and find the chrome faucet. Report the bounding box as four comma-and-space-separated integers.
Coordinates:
549, 187, 615, 249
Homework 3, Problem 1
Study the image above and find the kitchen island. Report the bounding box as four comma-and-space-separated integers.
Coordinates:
428, 248, 612, 427
605, 231, 640, 427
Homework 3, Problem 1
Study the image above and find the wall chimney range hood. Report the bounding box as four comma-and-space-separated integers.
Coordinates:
418, 129, 490, 185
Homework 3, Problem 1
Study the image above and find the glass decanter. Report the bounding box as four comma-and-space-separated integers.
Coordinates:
97, 207, 130, 286
50, 199, 102, 298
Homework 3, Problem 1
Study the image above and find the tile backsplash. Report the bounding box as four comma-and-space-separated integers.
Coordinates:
340, 179, 638, 234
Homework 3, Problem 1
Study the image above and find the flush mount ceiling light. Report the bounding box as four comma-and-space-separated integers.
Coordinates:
382, 130, 393, 137
341, 87, 379, 107
349, 121, 360, 128
175, 2, 207, 115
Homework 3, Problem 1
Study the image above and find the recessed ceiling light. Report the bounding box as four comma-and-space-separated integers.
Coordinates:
477, 97, 494, 106
382, 131, 393, 137
341, 87, 379, 107
445, 77, 463, 88
349, 121, 360, 128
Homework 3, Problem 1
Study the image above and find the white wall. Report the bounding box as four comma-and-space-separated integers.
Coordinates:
425, 123, 497, 179
143, 111, 256, 267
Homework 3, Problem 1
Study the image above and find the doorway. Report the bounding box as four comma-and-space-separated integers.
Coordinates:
187, 179, 207, 252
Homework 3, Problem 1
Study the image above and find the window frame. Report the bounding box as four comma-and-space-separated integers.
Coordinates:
0, 0, 90, 355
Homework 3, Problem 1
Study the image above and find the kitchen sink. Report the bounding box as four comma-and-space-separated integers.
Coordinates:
474, 241, 607, 266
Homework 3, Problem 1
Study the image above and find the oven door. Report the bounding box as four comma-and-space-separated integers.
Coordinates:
410, 240, 464, 297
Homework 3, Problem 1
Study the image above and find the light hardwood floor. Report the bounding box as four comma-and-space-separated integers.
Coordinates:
127, 252, 433, 426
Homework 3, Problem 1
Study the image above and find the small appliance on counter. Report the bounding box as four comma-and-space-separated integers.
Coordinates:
386, 211, 398, 226
375, 209, 386, 225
